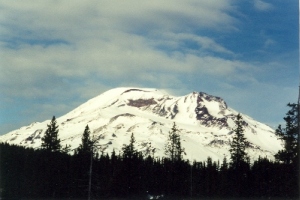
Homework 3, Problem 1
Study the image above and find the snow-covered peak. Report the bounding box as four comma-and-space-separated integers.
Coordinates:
0, 87, 282, 162
64, 87, 167, 117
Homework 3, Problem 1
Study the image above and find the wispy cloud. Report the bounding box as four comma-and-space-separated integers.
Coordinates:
263, 38, 276, 49
150, 32, 234, 55
0, 0, 241, 101
253, 0, 274, 11
0, 0, 297, 134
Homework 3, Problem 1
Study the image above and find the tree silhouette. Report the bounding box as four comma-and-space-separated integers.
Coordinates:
165, 122, 185, 162
275, 103, 298, 164
77, 125, 93, 155
122, 133, 137, 159
229, 113, 248, 169
41, 116, 61, 152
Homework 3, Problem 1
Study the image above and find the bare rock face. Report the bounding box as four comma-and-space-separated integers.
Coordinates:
195, 93, 229, 128
127, 98, 157, 108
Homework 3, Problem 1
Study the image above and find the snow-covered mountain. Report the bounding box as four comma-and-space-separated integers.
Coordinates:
0, 87, 282, 162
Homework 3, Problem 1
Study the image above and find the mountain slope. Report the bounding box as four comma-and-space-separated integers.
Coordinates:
0, 87, 282, 161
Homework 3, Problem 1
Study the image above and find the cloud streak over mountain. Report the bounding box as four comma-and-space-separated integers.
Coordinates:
0, 0, 298, 134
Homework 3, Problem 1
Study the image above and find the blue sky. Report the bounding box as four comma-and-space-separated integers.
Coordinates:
0, 0, 298, 135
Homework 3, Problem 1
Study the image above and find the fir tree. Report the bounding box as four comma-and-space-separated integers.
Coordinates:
77, 125, 93, 155
61, 144, 71, 154
41, 116, 61, 152
122, 133, 137, 159
220, 156, 228, 171
229, 113, 248, 169
275, 103, 298, 164
121, 133, 140, 196
165, 122, 185, 162
75, 125, 101, 199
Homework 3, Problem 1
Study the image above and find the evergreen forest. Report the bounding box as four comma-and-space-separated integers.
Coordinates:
0, 104, 299, 199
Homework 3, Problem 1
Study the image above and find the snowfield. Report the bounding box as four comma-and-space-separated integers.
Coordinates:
0, 87, 282, 162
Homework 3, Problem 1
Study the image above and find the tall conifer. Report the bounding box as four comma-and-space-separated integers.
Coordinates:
229, 113, 248, 168
77, 125, 93, 155
165, 122, 185, 162
122, 133, 137, 159
275, 103, 298, 164
41, 116, 61, 152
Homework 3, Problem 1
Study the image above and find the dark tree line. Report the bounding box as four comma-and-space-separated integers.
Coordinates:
0, 104, 299, 199
1, 142, 298, 199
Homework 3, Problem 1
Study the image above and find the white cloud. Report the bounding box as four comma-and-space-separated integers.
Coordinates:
149, 32, 234, 55
1, 32, 257, 101
0, 0, 243, 100
253, 0, 274, 11
0, 0, 294, 134
263, 38, 276, 49
0, 0, 237, 42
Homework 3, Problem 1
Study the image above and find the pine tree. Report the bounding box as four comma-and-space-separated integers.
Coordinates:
75, 125, 101, 200
165, 122, 185, 162
219, 156, 229, 196
164, 122, 185, 195
61, 144, 71, 154
275, 103, 298, 164
41, 116, 61, 152
77, 125, 93, 155
121, 133, 140, 196
220, 156, 228, 171
122, 133, 137, 159
229, 113, 248, 169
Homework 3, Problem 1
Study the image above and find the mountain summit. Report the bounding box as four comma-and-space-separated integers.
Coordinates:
0, 87, 282, 161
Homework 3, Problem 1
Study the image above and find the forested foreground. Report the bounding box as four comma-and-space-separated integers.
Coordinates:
0, 103, 299, 199
0, 142, 298, 199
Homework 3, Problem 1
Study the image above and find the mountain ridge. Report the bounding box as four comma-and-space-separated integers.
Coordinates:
0, 87, 282, 162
